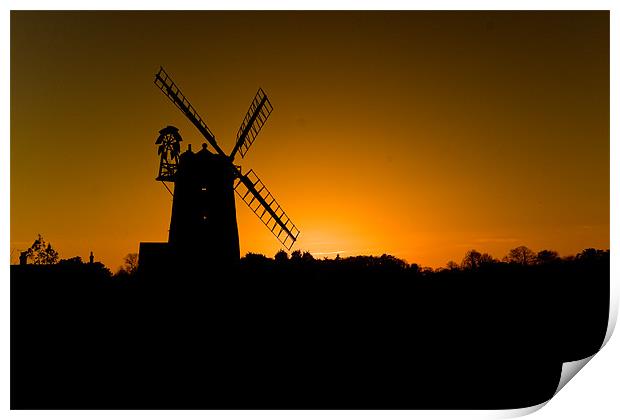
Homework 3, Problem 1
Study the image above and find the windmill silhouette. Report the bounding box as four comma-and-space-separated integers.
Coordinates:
140, 67, 300, 270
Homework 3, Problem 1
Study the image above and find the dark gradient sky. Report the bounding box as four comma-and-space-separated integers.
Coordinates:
11, 11, 609, 269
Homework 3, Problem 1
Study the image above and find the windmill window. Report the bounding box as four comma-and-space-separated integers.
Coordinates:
201, 186, 207, 191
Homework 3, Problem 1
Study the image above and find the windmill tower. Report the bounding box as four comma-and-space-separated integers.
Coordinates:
140, 67, 300, 271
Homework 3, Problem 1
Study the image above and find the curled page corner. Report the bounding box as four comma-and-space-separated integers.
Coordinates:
487, 301, 616, 418
491, 401, 548, 418
484, 355, 599, 419
551, 282, 618, 396
554, 355, 595, 396
602, 290, 618, 348
543, 270, 618, 405
550, 301, 616, 398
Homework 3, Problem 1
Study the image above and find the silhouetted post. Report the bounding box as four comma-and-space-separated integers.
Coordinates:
89, 251, 94, 264
19, 251, 28, 265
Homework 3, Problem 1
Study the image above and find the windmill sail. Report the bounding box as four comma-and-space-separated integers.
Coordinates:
234, 169, 300, 250
154, 67, 300, 252
231, 88, 273, 159
154, 67, 227, 157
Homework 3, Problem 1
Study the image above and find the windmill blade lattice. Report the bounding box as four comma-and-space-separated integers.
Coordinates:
154, 67, 227, 157
234, 169, 300, 250
231, 88, 273, 159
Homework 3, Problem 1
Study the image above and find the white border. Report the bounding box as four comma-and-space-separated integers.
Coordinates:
2, 2, 617, 419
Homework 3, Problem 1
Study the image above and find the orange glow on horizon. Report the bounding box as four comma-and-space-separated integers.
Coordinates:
11, 11, 609, 270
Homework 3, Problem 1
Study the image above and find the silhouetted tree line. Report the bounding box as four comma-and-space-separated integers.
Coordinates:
15, 234, 113, 277
236, 245, 609, 280
11, 237, 610, 409
15, 234, 609, 283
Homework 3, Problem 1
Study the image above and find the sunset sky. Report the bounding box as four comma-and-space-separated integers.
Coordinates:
10, 11, 609, 269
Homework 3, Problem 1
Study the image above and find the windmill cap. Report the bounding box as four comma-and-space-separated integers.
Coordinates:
159, 125, 180, 135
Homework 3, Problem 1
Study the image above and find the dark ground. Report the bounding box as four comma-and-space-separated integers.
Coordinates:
11, 252, 609, 409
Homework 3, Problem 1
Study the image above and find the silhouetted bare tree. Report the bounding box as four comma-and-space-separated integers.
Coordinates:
505, 246, 536, 266
274, 249, 289, 263
290, 250, 302, 263
302, 251, 315, 263
576, 248, 608, 262
461, 250, 482, 270
378, 254, 407, 270
24, 234, 59, 265
536, 250, 559, 264
420, 266, 435, 276
408, 263, 421, 275
446, 261, 460, 271
117, 253, 138, 276
479, 253, 497, 266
